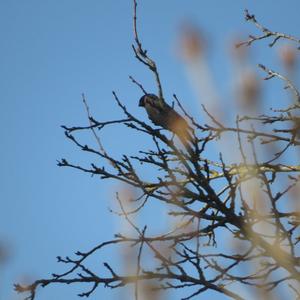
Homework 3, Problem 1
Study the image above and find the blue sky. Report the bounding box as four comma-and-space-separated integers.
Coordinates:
1, 1, 300, 299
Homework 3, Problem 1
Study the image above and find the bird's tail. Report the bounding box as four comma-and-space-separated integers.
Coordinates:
172, 123, 196, 157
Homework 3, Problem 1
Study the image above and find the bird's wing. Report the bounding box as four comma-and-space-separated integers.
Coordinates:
146, 96, 166, 113
143, 97, 171, 127
166, 108, 188, 130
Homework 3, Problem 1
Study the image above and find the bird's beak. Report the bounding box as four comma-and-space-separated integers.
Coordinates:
139, 96, 145, 107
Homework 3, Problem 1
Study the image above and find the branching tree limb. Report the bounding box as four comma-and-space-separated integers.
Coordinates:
15, 3, 300, 300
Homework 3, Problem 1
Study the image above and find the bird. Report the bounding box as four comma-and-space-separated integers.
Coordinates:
139, 94, 193, 147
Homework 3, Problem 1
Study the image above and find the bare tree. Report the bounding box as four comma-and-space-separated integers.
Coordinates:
15, 2, 300, 300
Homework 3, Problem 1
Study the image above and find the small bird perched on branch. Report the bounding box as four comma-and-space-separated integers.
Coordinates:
139, 94, 193, 147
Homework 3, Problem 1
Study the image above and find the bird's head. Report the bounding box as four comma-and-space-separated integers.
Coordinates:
139, 94, 159, 107
138, 95, 146, 107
